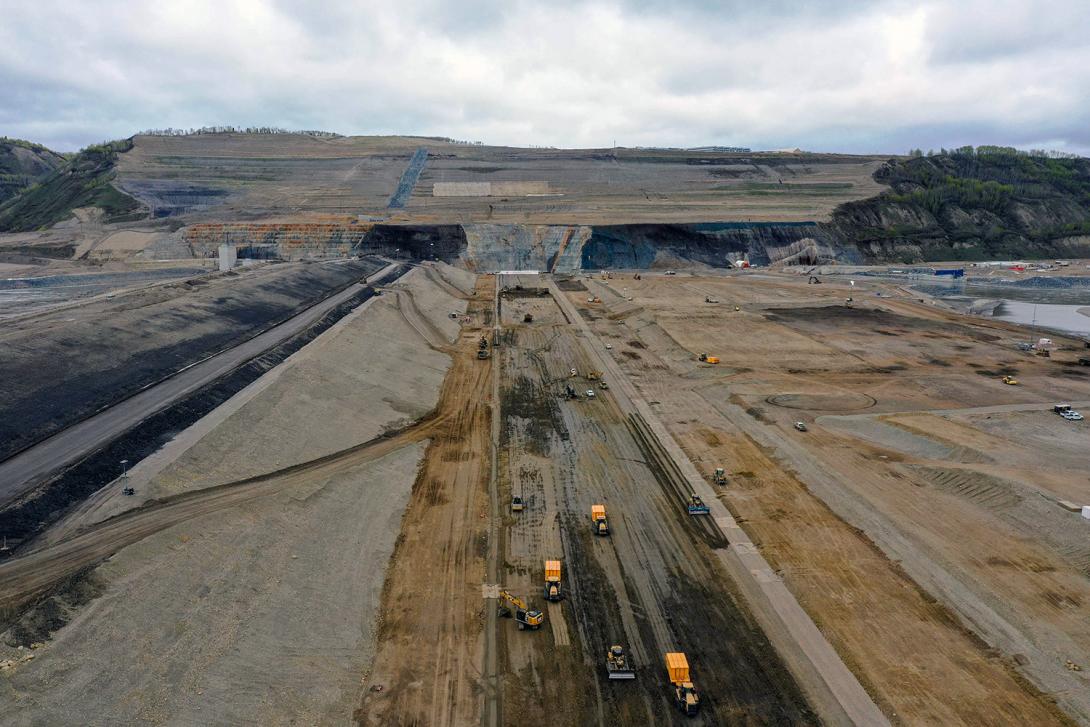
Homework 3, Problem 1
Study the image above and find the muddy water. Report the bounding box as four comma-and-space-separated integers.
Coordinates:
916, 281, 1090, 335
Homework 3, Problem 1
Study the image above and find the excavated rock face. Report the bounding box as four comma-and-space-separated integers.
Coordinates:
580, 222, 858, 269
461, 224, 590, 272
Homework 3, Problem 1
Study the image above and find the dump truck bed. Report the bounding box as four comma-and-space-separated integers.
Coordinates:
665, 652, 690, 684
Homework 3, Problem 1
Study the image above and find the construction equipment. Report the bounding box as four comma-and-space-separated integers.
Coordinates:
498, 590, 545, 630
704, 296, 719, 303
712, 468, 727, 485
477, 348, 490, 360
665, 653, 700, 716
544, 560, 563, 601
524, 313, 534, 323
1002, 375, 1019, 385
1079, 357, 1090, 366
586, 370, 602, 381
591, 504, 609, 536
599, 380, 609, 390
122, 487, 135, 496
511, 496, 525, 512
606, 645, 636, 680
479, 336, 488, 349
687, 494, 710, 515
566, 383, 577, 399
570, 368, 578, 377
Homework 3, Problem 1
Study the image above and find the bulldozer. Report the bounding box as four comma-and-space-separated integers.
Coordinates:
498, 590, 544, 631
606, 645, 636, 680
591, 504, 609, 536
544, 560, 563, 601
1002, 375, 1019, 385
586, 370, 602, 381
665, 652, 700, 716
697, 353, 720, 364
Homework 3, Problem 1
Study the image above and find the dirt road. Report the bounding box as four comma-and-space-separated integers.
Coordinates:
0, 413, 441, 617
0, 263, 402, 504
356, 276, 495, 727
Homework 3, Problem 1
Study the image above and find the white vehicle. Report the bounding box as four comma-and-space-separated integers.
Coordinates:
1062, 410, 1083, 421
665, 270, 676, 275
605, 343, 613, 350
586, 390, 596, 398
793, 421, 807, 432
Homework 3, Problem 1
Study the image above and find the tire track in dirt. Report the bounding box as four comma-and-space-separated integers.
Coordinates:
0, 413, 444, 618
355, 276, 495, 727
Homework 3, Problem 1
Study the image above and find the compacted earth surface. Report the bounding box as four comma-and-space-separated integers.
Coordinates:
0, 262, 1087, 727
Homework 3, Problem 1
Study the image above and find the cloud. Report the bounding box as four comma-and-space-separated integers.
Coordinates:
0, 0, 1087, 154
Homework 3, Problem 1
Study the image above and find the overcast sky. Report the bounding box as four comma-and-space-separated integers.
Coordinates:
1, 0, 1088, 154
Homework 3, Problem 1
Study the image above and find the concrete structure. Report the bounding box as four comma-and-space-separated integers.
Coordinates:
433, 181, 550, 197
218, 243, 237, 271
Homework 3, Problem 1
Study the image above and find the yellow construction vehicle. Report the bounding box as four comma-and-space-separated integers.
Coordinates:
697, 353, 720, 364
606, 645, 635, 680
665, 652, 700, 716
586, 370, 602, 381
498, 590, 544, 631
1002, 375, 1019, 385
591, 504, 609, 536
544, 560, 563, 601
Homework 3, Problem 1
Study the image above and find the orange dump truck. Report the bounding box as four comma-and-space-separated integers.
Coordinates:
665, 652, 700, 717
544, 560, 563, 601
591, 504, 609, 536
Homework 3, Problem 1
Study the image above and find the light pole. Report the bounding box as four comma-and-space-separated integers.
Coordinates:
120, 459, 129, 479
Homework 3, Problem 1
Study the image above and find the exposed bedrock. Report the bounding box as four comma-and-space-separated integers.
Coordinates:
580, 222, 858, 268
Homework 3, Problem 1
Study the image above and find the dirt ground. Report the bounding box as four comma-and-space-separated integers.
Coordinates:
116, 133, 886, 225
493, 287, 817, 726
0, 263, 474, 724
0, 259, 381, 460
0, 441, 426, 726
577, 270, 1088, 725
356, 275, 495, 726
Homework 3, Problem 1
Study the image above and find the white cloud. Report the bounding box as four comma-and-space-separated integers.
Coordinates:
0, 0, 1087, 154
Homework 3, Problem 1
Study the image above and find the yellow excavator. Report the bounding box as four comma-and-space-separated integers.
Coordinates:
498, 590, 545, 631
